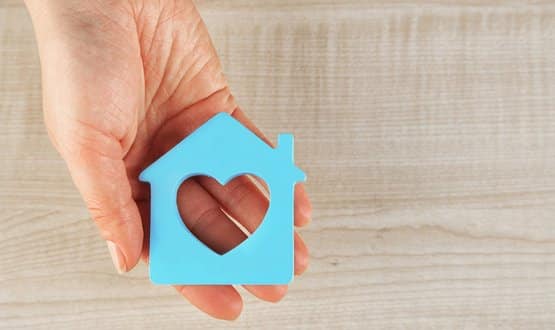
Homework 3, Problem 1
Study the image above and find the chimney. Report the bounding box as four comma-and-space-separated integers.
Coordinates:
277, 134, 294, 161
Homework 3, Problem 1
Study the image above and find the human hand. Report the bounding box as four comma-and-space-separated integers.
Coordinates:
24, 0, 311, 320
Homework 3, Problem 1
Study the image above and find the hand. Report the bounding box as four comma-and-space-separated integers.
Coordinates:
24, 0, 311, 320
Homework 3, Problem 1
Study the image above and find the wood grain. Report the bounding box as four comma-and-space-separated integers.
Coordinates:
1, 0, 555, 329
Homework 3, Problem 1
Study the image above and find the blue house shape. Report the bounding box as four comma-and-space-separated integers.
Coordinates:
140, 113, 306, 284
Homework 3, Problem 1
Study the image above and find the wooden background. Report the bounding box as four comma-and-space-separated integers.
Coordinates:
2, 0, 555, 329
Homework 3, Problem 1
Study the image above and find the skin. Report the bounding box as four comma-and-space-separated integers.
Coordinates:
24, 0, 311, 320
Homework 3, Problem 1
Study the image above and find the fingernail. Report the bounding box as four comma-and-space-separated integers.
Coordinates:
294, 233, 309, 275
299, 205, 312, 225
106, 240, 126, 274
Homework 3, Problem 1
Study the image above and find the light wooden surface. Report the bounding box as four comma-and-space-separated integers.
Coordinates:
2, 0, 555, 329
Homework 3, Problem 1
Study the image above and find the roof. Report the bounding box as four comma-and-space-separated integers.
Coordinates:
139, 112, 305, 184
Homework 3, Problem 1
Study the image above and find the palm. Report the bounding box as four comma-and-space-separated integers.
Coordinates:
121, 3, 248, 259
33, 0, 310, 320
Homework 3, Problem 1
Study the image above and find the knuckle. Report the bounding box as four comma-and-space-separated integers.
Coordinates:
189, 207, 224, 233
226, 179, 254, 207
87, 198, 136, 229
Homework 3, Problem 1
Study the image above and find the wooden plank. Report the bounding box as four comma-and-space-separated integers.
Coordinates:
1, 1, 555, 329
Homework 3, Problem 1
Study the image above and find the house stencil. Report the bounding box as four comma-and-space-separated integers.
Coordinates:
140, 112, 306, 284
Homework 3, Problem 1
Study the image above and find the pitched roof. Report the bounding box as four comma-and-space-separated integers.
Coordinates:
140, 112, 305, 183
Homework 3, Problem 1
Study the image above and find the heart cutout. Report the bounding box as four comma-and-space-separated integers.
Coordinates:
176, 174, 270, 255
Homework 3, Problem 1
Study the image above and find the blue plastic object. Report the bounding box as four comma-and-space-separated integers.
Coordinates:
139, 112, 306, 284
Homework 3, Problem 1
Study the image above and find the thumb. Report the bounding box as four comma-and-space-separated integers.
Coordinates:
59, 136, 144, 274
